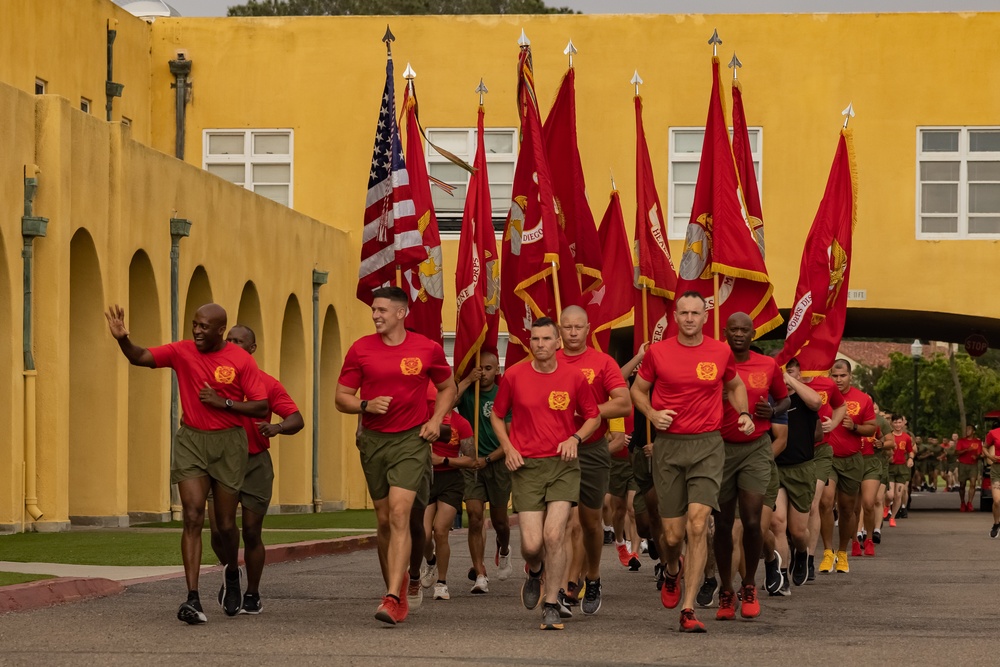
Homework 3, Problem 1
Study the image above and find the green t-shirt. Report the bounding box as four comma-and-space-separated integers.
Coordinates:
457, 383, 509, 457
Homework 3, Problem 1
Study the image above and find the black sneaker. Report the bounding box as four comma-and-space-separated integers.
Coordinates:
540, 603, 564, 630
646, 538, 659, 561
221, 567, 243, 617
241, 592, 262, 615
764, 551, 782, 595
773, 569, 791, 596
468, 567, 477, 582
654, 563, 665, 591
628, 555, 642, 571
991, 523, 1000, 539
603, 529, 614, 545
564, 580, 581, 606
582, 578, 602, 615
521, 569, 542, 610
899, 507, 909, 519
696, 576, 718, 608
556, 589, 574, 618
873, 529, 882, 545
177, 598, 207, 625
791, 549, 808, 587
807, 555, 816, 582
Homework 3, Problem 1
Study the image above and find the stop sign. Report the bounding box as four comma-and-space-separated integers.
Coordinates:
965, 333, 989, 358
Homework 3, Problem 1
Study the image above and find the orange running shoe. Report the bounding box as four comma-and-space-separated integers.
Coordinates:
716, 590, 737, 620
397, 571, 410, 621
374, 595, 403, 625
616, 542, 631, 567
864, 538, 875, 556
739, 584, 760, 618
851, 539, 862, 557
660, 560, 683, 609
679, 608, 707, 633
889, 517, 897, 527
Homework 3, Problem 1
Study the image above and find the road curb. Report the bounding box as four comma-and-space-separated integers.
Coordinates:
0, 577, 125, 614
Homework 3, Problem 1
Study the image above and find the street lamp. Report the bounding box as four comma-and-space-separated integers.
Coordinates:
911, 339, 923, 437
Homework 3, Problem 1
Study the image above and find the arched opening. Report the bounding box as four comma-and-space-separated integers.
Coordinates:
276, 294, 308, 512
127, 250, 167, 520
69, 230, 123, 524
182, 266, 213, 342
0, 232, 14, 526
319, 305, 345, 508
237, 281, 265, 369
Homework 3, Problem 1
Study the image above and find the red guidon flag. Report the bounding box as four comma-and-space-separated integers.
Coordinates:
357, 52, 427, 304
500, 43, 563, 368
776, 128, 857, 374
587, 190, 633, 353
672, 57, 778, 338
632, 94, 677, 353
544, 66, 603, 295
401, 82, 444, 346
454, 104, 500, 379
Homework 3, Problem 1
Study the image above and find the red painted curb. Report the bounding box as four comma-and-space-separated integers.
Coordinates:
0, 577, 124, 614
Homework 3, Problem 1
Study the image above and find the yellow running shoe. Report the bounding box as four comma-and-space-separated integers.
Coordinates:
819, 549, 836, 573
835, 551, 849, 573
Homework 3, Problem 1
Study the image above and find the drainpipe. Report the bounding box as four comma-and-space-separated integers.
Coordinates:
169, 218, 191, 520
168, 53, 192, 160
22, 167, 48, 523
105, 21, 124, 122
311, 269, 328, 512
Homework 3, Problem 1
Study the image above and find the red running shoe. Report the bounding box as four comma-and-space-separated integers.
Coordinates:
739, 584, 760, 619
851, 539, 863, 557
863, 538, 875, 556
716, 590, 737, 620
660, 559, 683, 609
679, 608, 706, 633
882, 506, 889, 519
397, 572, 410, 621
889, 517, 897, 527
375, 595, 403, 625
616, 542, 632, 567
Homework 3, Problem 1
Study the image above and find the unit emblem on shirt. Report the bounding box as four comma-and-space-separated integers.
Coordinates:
548, 391, 570, 411
696, 362, 718, 381
214, 366, 236, 384
581, 368, 596, 384
846, 400, 860, 416
748, 372, 768, 389
817, 390, 829, 405
400, 357, 423, 376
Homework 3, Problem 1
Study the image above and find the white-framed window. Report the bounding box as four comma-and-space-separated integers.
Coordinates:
80, 98, 91, 114
425, 127, 517, 236
917, 127, 1000, 239
668, 126, 763, 239
34, 78, 46, 95
203, 129, 294, 207
442, 332, 510, 369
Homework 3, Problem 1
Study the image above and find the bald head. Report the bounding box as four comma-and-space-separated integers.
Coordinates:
726, 312, 752, 329
559, 305, 589, 353
196, 303, 228, 328
561, 305, 588, 323
192, 303, 228, 353
724, 311, 754, 354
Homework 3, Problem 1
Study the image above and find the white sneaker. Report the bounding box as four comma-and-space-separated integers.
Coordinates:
419, 561, 438, 589
496, 550, 513, 581
471, 574, 489, 594
407, 578, 423, 610
640, 539, 649, 554
432, 582, 450, 600
625, 540, 632, 553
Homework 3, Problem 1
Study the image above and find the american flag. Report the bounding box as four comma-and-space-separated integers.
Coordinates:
357, 55, 426, 305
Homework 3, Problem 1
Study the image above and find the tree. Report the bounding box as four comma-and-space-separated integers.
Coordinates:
227, 0, 577, 15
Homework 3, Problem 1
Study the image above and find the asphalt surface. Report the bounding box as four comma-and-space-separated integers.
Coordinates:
0, 489, 995, 666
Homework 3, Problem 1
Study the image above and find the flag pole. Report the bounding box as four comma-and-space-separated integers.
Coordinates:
713, 272, 720, 339
385, 26, 400, 290
552, 261, 563, 323
642, 285, 653, 472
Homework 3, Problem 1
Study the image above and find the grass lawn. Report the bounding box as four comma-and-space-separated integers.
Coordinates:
0, 572, 55, 587
0, 530, 358, 567
133, 509, 378, 531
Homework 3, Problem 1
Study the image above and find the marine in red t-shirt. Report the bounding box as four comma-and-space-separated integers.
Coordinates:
721, 351, 789, 444
826, 386, 877, 458
956, 425, 984, 512
556, 345, 629, 444
890, 431, 915, 465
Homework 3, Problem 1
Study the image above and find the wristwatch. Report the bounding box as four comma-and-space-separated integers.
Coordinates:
443, 457, 450, 468
571, 434, 583, 444
360, 400, 369, 413
739, 411, 752, 419
225, 398, 234, 409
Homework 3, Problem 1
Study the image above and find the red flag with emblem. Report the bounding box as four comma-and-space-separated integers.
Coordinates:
587, 190, 633, 353
776, 128, 857, 374
632, 94, 677, 353
401, 82, 444, 346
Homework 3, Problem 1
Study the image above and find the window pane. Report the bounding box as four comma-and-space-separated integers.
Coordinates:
252, 163, 290, 183
486, 161, 515, 182
673, 183, 695, 215
670, 217, 688, 237
427, 131, 469, 156
970, 131, 1000, 153
253, 133, 290, 155
969, 183, 1000, 213
674, 131, 704, 154
920, 161, 960, 181
672, 162, 699, 182
968, 161, 1000, 181
969, 217, 1000, 234
489, 184, 512, 207
432, 184, 465, 212
921, 183, 958, 214
921, 217, 957, 234
206, 163, 245, 183
484, 132, 514, 154
746, 129, 759, 153
428, 162, 469, 184
208, 134, 245, 155
254, 184, 289, 206
921, 130, 959, 153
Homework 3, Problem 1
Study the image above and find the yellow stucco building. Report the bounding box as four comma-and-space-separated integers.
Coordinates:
2, 0, 999, 530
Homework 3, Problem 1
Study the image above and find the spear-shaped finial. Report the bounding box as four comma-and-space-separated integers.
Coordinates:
403, 63, 416, 80
631, 70, 643, 96
728, 52, 742, 81
476, 78, 488, 105
708, 29, 722, 57
842, 102, 855, 128
382, 25, 395, 56
564, 39, 578, 68
610, 168, 617, 192
518, 29, 530, 47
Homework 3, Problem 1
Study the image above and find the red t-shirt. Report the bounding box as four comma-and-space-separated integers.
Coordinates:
557, 347, 628, 444
243, 372, 299, 455
861, 424, 883, 456
987, 428, 1000, 452
806, 376, 845, 447
493, 361, 600, 458
432, 411, 473, 472
956, 437, 983, 465
611, 410, 635, 460
888, 431, 914, 465
338, 332, 452, 433
721, 352, 788, 443
637, 336, 738, 435
826, 386, 875, 457
149, 340, 267, 431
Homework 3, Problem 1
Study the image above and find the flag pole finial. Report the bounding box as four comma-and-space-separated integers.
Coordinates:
842, 102, 856, 128
708, 29, 722, 57
564, 39, 578, 68
631, 70, 643, 96
518, 29, 530, 47
610, 168, 617, 192
728, 52, 742, 81
382, 25, 395, 56
476, 78, 488, 105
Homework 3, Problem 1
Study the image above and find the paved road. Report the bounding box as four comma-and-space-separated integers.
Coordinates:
0, 490, 995, 666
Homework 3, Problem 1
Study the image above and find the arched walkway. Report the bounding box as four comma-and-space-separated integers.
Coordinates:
319, 305, 344, 507
0, 233, 13, 526
277, 294, 308, 511
182, 266, 213, 340
237, 281, 265, 368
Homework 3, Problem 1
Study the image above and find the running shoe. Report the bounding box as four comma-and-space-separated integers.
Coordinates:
851, 539, 862, 558
679, 608, 707, 633
647, 538, 659, 561
521, 569, 542, 610
497, 548, 513, 580
603, 528, 615, 545
177, 598, 207, 625
864, 538, 875, 556
697, 576, 719, 607
716, 590, 737, 620
807, 555, 816, 582
818, 549, 836, 574
882, 506, 890, 519
420, 560, 438, 588
616, 542, 632, 567
899, 506, 909, 518
835, 551, 849, 574
540, 603, 564, 630
856, 531, 865, 544
556, 589, 574, 618
582, 578, 602, 616
660, 559, 682, 609
777, 572, 791, 597
873, 529, 882, 544
375, 595, 404, 625
407, 575, 423, 610
471, 574, 489, 594
432, 582, 450, 600
240, 592, 262, 615
740, 584, 760, 618
764, 551, 782, 594
564, 580, 581, 606
991, 523, 1000, 539
791, 549, 808, 586
468, 567, 477, 582
640, 539, 649, 554
628, 553, 642, 571
397, 572, 410, 621
654, 563, 665, 590
221, 566, 243, 617
889, 517, 897, 527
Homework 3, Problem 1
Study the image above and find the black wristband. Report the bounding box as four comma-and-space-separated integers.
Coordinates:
571, 434, 582, 444
443, 457, 450, 468
360, 400, 368, 414
739, 411, 752, 419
